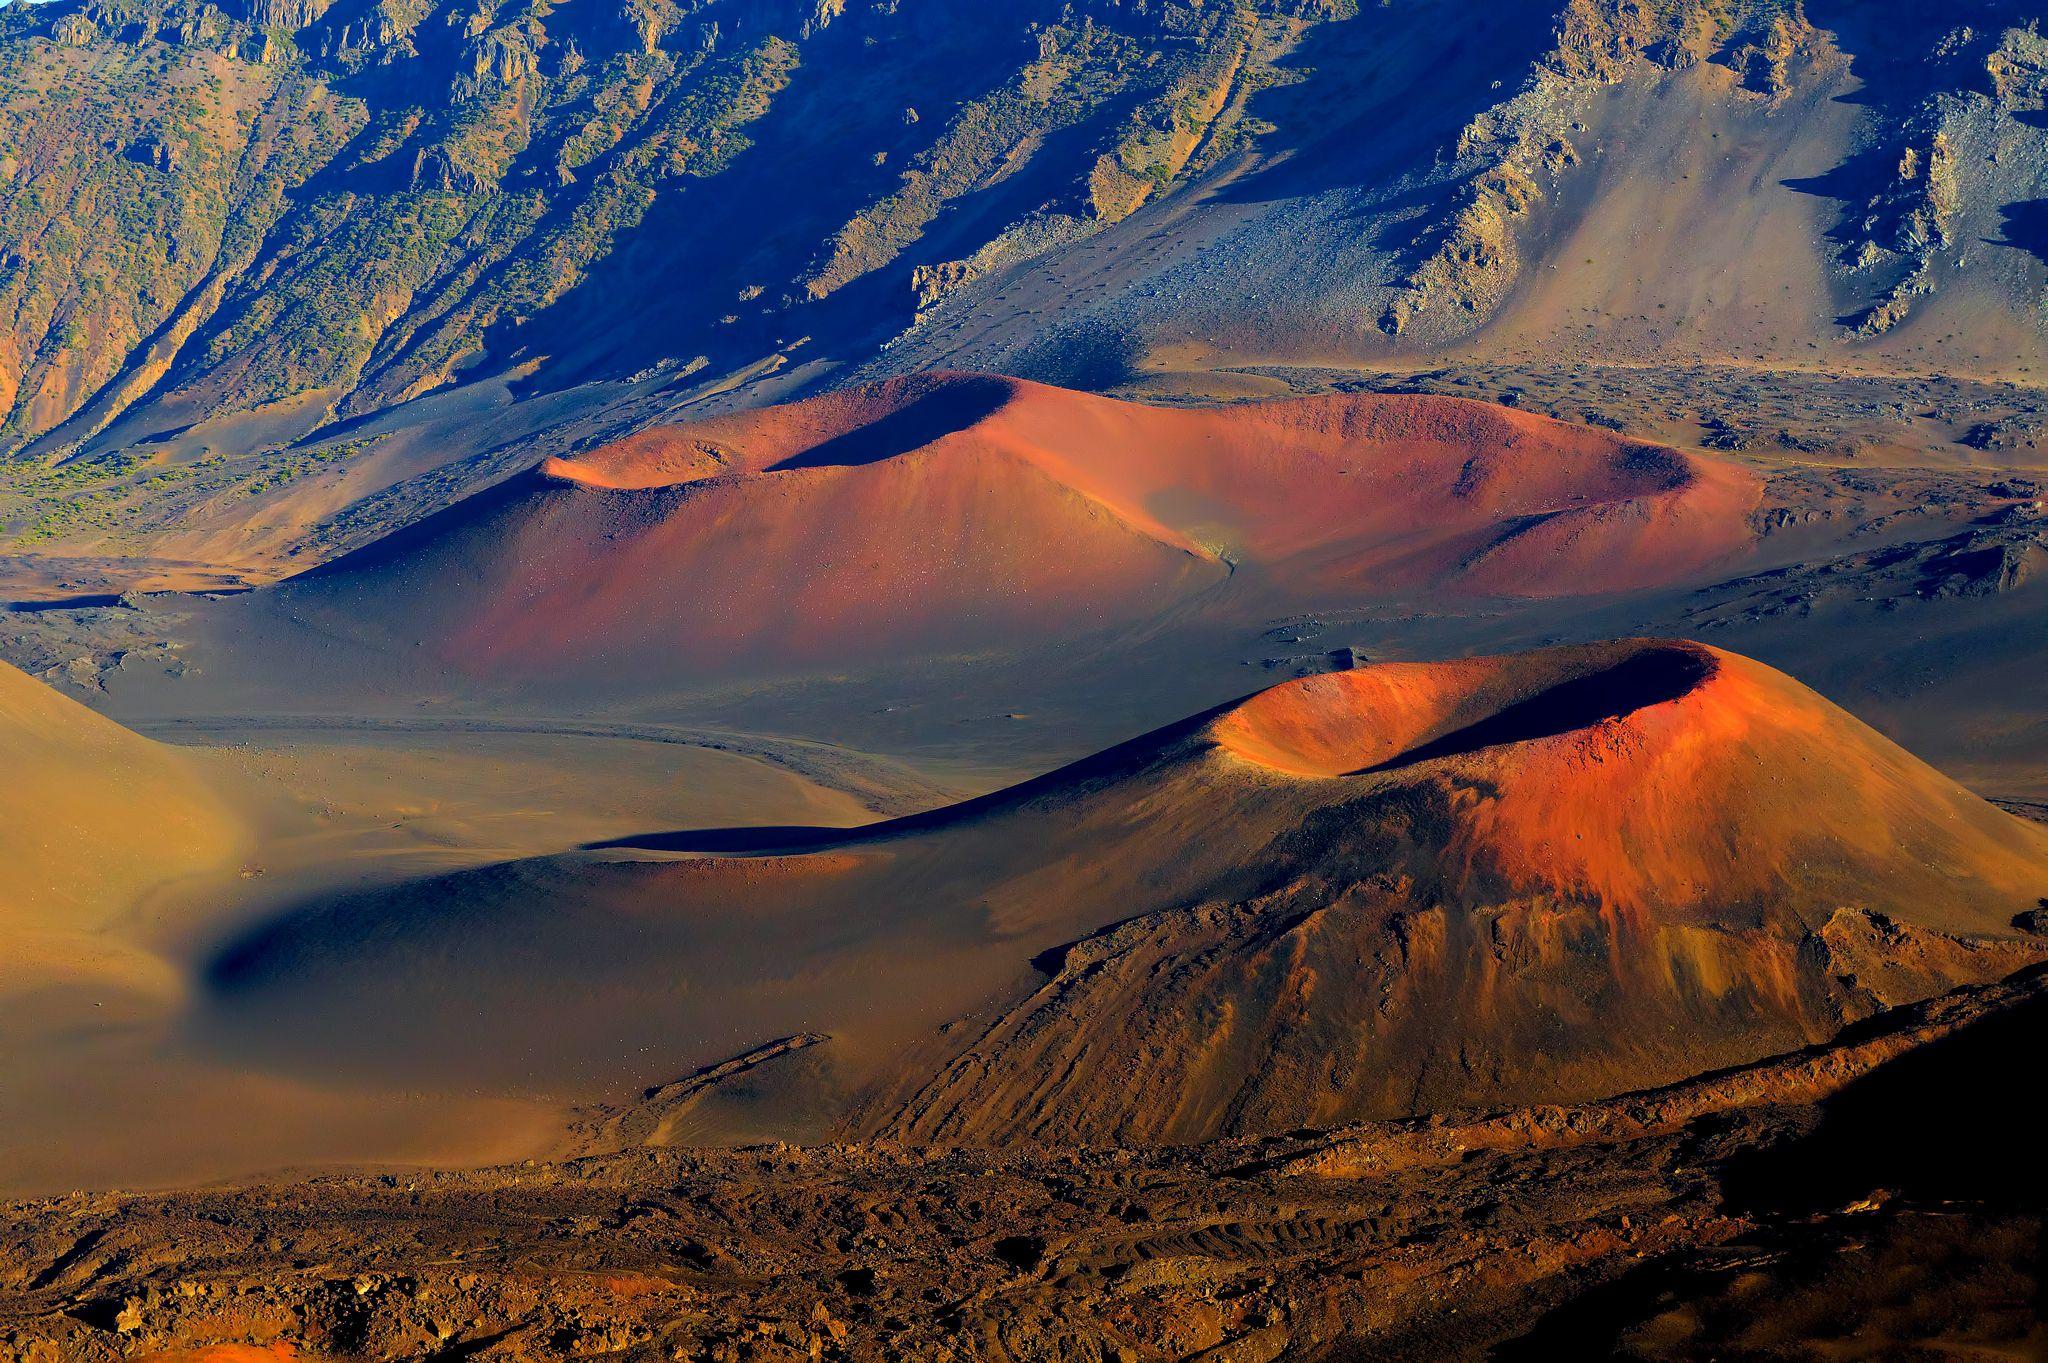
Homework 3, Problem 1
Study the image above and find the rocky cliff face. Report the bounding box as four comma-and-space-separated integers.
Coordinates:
874, 0, 2048, 382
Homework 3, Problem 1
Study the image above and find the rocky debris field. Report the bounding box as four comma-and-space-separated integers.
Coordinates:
1235, 361, 2048, 469
4, 966, 2042, 1363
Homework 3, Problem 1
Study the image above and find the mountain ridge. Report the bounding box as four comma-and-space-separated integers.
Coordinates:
6, 0, 2047, 581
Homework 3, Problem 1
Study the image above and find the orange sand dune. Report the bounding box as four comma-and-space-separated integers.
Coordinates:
867, 640, 2048, 1141
561, 372, 1761, 590
206, 641, 2048, 1146
283, 374, 1760, 680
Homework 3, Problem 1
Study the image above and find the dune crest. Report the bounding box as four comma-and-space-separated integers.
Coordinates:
1211, 646, 1716, 777
1196, 640, 2040, 923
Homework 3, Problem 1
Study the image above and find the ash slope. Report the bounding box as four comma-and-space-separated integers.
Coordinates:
890, 0, 2048, 387
239, 374, 1758, 692
204, 640, 2048, 1145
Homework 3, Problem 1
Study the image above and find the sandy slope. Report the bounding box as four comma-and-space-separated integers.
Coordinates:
0, 659, 247, 979
201, 641, 2048, 1148
0, 667, 901, 1196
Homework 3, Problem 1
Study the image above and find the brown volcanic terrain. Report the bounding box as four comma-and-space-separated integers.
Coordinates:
200, 641, 2048, 1150
8, 962, 2046, 1363
244, 375, 1759, 688
3, 0, 2046, 1350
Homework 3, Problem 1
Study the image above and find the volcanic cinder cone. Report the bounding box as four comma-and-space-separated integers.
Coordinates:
205, 641, 2048, 1144
263, 375, 1759, 686
873, 639, 2048, 1142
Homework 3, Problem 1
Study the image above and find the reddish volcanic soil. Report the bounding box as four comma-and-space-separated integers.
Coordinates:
272, 374, 1761, 683
202, 641, 2048, 1148
1207, 641, 2041, 928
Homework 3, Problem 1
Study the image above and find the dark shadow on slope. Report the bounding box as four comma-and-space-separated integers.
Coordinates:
1781, 147, 1896, 241
1799, 0, 2014, 110
1778, 2, 2026, 327
1492, 965, 2048, 1360
1212, 0, 1560, 206
765, 376, 1013, 470
1358, 644, 1713, 774
203, 858, 580, 995
1994, 199, 2048, 269
488, 9, 1061, 396
279, 462, 546, 583
1724, 965, 2048, 1214
583, 824, 862, 854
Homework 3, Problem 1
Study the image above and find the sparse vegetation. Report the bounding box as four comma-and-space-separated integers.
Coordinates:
0, 0, 1338, 462
0, 433, 383, 545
